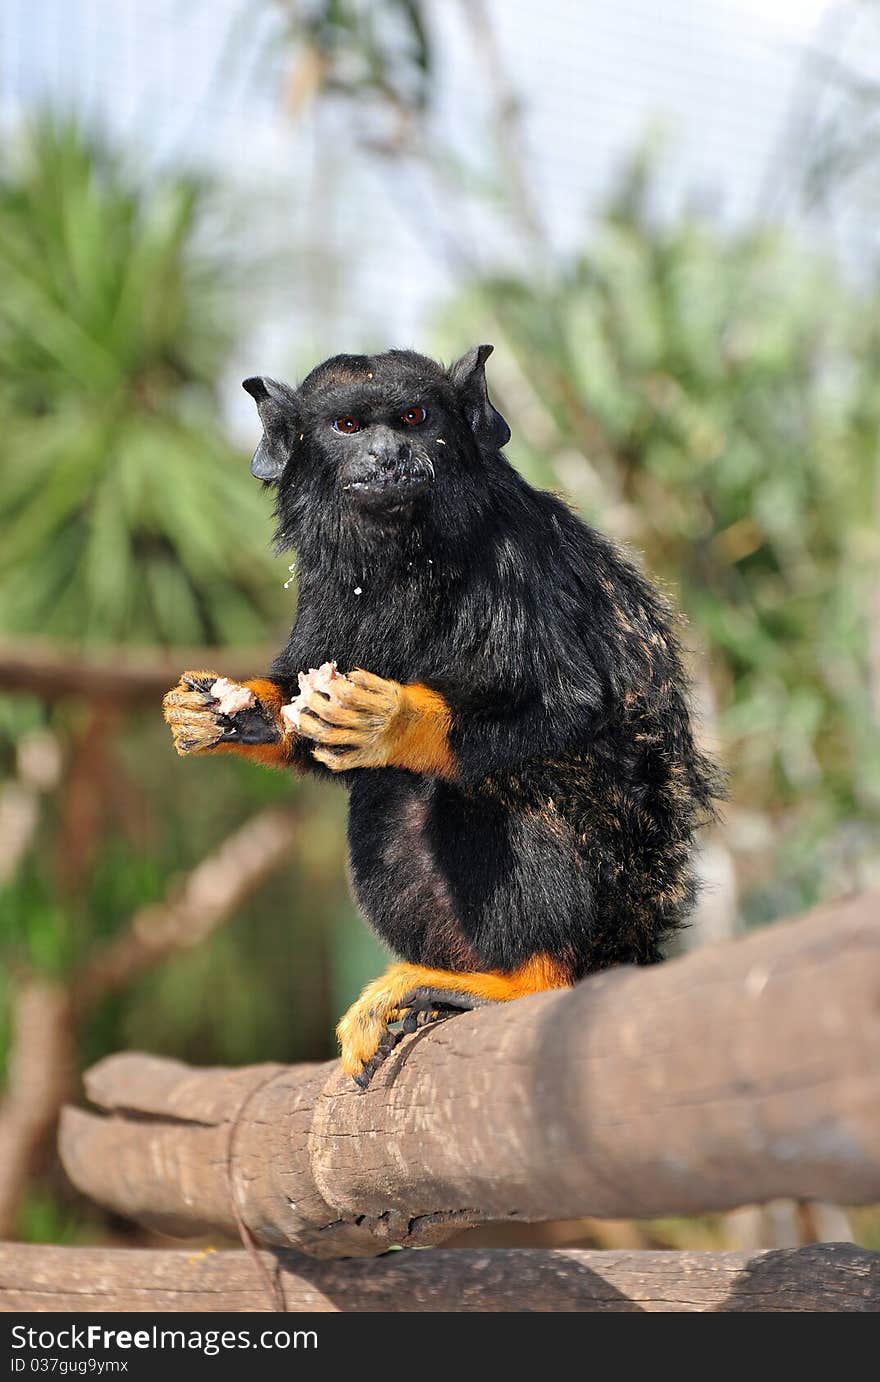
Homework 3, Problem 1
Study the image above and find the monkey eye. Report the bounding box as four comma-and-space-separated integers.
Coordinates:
332, 417, 362, 434
401, 405, 427, 427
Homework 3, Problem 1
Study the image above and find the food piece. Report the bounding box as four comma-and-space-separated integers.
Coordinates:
281, 661, 343, 730
210, 677, 256, 717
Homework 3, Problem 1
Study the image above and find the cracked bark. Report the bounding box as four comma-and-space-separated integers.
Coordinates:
0, 1242, 876, 1312
58, 889, 880, 1260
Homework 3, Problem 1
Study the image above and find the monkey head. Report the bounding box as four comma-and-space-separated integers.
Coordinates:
242, 346, 510, 557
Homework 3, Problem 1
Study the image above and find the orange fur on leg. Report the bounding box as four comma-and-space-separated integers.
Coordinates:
299, 668, 455, 776
336, 954, 572, 1080
388, 683, 455, 776
241, 678, 286, 716
212, 736, 297, 768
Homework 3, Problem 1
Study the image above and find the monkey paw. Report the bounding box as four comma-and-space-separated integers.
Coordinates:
290, 667, 402, 772
162, 672, 275, 755
336, 963, 493, 1089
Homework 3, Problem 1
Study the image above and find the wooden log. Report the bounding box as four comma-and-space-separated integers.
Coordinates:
58, 890, 880, 1259
0, 1242, 876, 1313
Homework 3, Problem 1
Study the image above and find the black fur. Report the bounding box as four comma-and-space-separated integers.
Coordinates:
247, 347, 722, 979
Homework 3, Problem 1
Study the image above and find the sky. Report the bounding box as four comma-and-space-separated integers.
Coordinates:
1, 0, 872, 423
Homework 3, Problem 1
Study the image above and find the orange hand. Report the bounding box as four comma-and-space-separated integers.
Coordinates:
295, 668, 455, 776
162, 672, 297, 769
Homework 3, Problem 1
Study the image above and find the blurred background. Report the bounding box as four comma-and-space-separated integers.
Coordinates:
1, 0, 879, 1252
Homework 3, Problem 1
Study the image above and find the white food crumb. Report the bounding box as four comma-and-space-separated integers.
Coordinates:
210, 678, 255, 716
354, 586, 362, 595
280, 702, 301, 730
282, 661, 344, 731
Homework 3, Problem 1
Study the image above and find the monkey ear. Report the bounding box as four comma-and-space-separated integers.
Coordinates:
242, 376, 300, 482
447, 344, 511, 449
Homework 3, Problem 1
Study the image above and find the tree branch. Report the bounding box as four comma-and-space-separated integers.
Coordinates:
0, 636, 273, 705
71, 808, 299, 1012
0, 982, 74, 1237
59, 889, 880, 1259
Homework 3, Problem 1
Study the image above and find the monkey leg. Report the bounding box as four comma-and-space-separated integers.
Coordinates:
162, 672, 297, 768
295, 668, 456, 777
337, 956, 572, 1088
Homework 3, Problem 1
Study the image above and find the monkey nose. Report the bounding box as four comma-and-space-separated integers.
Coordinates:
368, 450, 401, 473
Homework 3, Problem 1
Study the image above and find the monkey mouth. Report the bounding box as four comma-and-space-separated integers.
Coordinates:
342, 459, 434, 512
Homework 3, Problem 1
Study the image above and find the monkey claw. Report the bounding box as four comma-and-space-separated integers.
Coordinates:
350, 989, 495, 1090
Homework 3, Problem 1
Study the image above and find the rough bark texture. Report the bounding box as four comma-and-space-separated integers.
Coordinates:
0, 1242, 876, 1313
59, 890, 880, 1259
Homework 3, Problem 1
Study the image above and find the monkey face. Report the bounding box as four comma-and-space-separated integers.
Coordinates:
243, 346, 510, 543
293, 352, 444, 517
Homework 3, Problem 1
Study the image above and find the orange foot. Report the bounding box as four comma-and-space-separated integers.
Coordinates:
336, 956, 572, 1088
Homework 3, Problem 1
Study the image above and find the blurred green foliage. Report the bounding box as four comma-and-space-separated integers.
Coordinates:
0, 119, 281, 645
